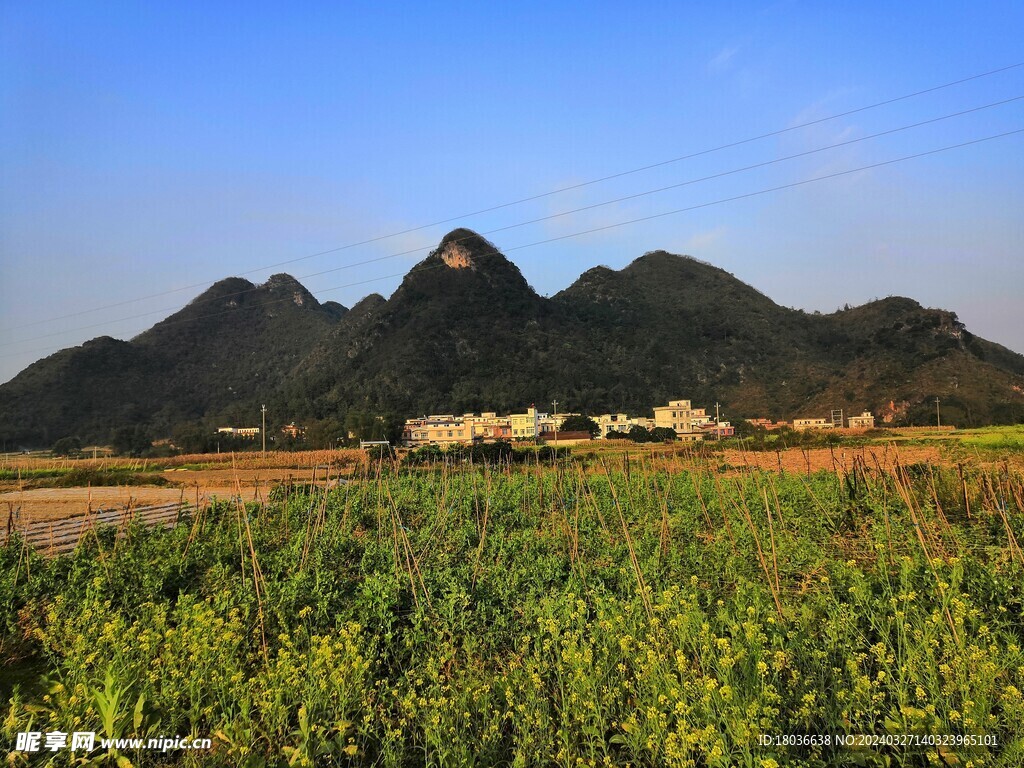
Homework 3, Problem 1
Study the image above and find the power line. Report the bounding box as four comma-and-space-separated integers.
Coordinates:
3, 126, 1020, 364
3, 95, 1021, 351
6, 60, 1022, 333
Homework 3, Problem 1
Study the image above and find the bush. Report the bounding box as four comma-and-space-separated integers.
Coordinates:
535, 445, 572, 462
51, 436, 82, 457
365, 444, 396, 462
405, 441, 569, 465
649, 427, 678, 442
557, 415, 600, 439
628, 426, 652, 443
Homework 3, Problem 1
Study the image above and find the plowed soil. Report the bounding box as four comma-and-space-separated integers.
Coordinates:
1, 466, 341, 524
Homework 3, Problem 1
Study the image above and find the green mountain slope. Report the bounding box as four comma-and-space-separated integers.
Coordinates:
0, 275, 345, 445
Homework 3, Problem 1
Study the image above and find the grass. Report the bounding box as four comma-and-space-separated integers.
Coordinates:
952, 426, 1024, 452
1, 455, 1023, 766
0, 467, 172, 490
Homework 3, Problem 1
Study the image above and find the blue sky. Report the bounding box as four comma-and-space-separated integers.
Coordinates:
2, 1, 1022, 383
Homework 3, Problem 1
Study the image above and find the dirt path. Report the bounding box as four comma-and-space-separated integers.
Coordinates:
2, 487, 191, 525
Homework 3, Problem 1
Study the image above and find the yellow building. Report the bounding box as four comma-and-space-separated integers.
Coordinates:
217, 426, 261, 439
462, 412, 512, 440
510, 406, 541, 439
653, 399, 696, 435
402, 411, 517, 446
792, 418, 833, 431
846, 411, 875, 429
593, 413, 654, 437
401, 415, 472, 446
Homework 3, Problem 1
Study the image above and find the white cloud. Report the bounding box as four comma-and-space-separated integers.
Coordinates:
709, 45, 740, 72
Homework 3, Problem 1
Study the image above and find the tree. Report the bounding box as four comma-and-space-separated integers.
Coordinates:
305, 417, 346, 449
344, 412, 390, 444
557, 415, 600, 438
172, 424, 217, 454
113, 425, 152, 456
732, 419, 761, 439
649, 426, 678, 442
51, 436, 82, 457
627, 425, 652, 443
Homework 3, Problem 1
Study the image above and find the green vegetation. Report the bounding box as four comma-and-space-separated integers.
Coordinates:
0, 466, 167, 488
3, 457, 1023, 766
404, 440, 571, 465
606, 425, 679, 443
710, 424, 1024, 459
950, 426, 1024, 454
50, 437, 82, 458
557, 415, 601, 438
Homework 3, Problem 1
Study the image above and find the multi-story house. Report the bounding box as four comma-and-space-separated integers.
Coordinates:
846, 411, 876, 429
592, 413, 655, 437
463, 412, 512, 440
653, 399, 711, 441
510, 406, 542, 439
402, 415, 472, 447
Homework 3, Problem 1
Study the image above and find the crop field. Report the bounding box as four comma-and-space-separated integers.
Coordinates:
0, 451, 368, 524
2, 448, 1024, 766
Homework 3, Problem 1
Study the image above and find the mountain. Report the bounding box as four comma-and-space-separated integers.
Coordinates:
1, 229, 1022, 446
291, 231, 1024, 429
295, 229, 575, 418
0, 275, 345, 445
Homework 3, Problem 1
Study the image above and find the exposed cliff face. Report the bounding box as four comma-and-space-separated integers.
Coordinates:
439, 241, 475, 269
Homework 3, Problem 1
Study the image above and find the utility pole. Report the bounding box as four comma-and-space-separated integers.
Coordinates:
551, 399, 559, 446
715, 402, 721, 441
261, 404, 267, 456
935, 397, 941, 428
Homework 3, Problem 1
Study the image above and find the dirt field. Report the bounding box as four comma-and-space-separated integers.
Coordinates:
1, 466, 349, 524
2, 487, 190, 525
717, 444, 945, 473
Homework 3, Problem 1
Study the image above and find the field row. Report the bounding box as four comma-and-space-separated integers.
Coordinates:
2, 459, 1023, 766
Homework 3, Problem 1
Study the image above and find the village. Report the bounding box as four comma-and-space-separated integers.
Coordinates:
215, 401, 878, 449
398, 401, 877, 447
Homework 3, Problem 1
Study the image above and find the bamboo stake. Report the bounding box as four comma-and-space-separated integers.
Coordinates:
471, 471, 492, 591
891, 469, 960, 644
763, 488, 781, 593
600, 459, 653, 620
724, 478, 783, 617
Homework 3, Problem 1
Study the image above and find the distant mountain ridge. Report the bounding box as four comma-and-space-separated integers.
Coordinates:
2, 229, 1022, 446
